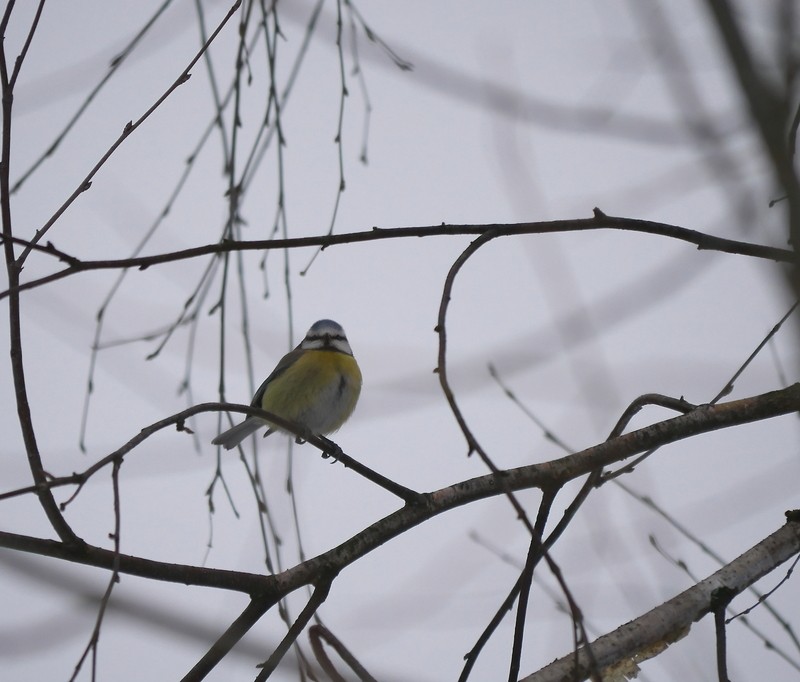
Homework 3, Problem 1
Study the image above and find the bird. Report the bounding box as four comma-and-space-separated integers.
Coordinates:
212, 319, 362, 450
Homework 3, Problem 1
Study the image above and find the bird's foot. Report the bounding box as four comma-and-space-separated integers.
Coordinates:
319, 436, 342, 462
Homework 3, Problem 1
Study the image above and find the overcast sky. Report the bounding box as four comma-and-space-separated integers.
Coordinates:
2, 1, 799, 681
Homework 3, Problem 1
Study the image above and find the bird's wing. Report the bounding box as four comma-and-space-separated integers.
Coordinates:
250, 347, 304, 407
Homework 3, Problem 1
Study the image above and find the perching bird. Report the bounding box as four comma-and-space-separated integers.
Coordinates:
212, 319, 362, 450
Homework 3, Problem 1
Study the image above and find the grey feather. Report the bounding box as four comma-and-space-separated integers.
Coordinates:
211, 417, 265, 450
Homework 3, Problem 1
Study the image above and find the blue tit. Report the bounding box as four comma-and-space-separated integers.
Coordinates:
212, 319, 362, 450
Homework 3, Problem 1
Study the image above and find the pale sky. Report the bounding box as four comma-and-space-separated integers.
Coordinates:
2, 1, 799, 681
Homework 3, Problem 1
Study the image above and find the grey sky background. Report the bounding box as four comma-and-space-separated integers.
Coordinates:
1, 1, 799, 680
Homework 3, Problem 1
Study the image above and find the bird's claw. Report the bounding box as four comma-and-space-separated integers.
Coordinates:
320, 436, 343, 462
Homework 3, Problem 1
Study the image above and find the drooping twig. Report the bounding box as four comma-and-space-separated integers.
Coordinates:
17, 0, 243, 265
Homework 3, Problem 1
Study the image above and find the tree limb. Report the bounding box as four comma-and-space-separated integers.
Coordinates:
522, 516, 800, 682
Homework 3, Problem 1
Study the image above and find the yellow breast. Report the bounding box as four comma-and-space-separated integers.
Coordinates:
259, 349, 362, 435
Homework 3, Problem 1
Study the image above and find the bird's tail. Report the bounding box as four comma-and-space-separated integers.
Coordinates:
211, 417, 265, 450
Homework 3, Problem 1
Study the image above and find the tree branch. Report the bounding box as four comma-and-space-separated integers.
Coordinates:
1, 213, 792, 300
0, 385, 797, 605
522, 516, 800, 682
0, 0, 80, 546
180, 597, 275, 682
16, 0, 243, 265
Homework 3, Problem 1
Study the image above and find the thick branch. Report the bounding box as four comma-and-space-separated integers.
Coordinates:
0, 531, 272, 595
522, 516, 800, 682
1, 385, 797, 599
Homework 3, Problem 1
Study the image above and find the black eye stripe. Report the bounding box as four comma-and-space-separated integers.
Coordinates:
307, 333, 345, 342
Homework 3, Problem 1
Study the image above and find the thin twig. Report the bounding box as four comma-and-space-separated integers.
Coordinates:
10, 0, 176, 193
68, 459, 124, 682
17, 0, 243, 265
254, 580, 334, 681
522, 520, 800, 682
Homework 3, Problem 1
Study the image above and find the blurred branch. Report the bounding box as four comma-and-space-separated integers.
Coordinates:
522, 516, 800, 682
702, 0, 800, 253
308, 623, 378, 682
630, 2, 758, 226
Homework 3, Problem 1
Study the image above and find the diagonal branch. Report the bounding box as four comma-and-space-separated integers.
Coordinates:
521, 516, 800, 682
0, 385, 797, 604
253, 579, 334, 681
180, 597, 276, 682
17, 0, 243, 265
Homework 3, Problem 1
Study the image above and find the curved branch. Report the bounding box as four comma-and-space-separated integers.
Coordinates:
0, 402, 421, 505
1, 1, 79, 546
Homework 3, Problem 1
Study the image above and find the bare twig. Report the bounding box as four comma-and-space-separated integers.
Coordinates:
711, 587, 735, 682
1, 214, 793, 300
68, 459, 124, 682
508, 489, 559, 681
608, 394, 697, 440
17, 0, 243, 265
10, 0, 176, 193
710, 299, 799, 404
702, 0, 800, 253
254, 579, 334, 681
